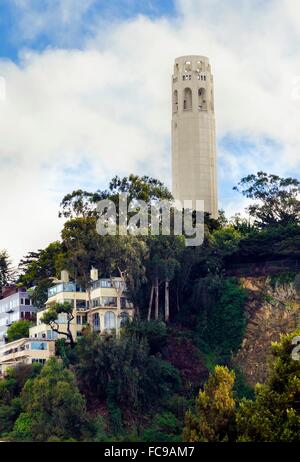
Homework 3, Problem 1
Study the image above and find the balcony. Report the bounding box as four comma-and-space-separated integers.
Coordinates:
91, 279, 126, 291
48, 282, 84, 298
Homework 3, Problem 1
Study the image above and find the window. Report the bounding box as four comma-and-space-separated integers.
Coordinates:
184, 60, 192, 72
104, 311, 116, 330
47, 330, 58, 340
183, 88, 192, 111
102, 297, 117, 308
76, 315, 81, 325
76, 299, 87, 309
120, 297, 132, 309
30, 342, 48, 350
92, 297, 100, 308
57, 313, 67, 324
198, 88, 207, 111
25, 299, 30, 306
173, 90, 178, 113
93, 313, 100, 332
196, 61, 202, 73
32, 359, 46, 365
119, 312, 129, 328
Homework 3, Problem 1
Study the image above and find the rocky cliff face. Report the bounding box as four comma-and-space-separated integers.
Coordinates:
233, 275, 300, 386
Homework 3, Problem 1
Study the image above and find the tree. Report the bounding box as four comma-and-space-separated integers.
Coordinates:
59, 174, 173, 219
183, 366, 236, 442
237, 329, 300, 442
13, 358, 87, 442
75, 333, 181, 425
142, 411, 182, 442
234, 171, 300, 227
61, 217, 147, 317
6, 320, 33, 343
41, 301, 75, 347
18, 242, 64, 308
0, 250, 14, 291
18, 242, 63, 287
146, 236, 183, 322
0, 364, 41, 437
123, 320, 168, 355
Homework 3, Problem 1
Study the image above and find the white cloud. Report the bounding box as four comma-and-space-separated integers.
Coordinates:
1, 0, 300, 264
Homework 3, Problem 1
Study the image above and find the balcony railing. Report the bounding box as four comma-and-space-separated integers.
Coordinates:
48, 282, 84, 298
91, 279, 127, 291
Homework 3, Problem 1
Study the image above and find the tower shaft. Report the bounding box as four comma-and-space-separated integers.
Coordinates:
172, 55, 218, 217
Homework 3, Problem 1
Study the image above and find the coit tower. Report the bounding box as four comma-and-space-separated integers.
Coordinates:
171, 55, 218, 217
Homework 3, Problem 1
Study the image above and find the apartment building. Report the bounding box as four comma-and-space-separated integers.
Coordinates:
0, 337, 55, 376
29, 268, 134, 342
0, 286, 37, 345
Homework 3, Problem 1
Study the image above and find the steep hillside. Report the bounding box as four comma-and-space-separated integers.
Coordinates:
233, 274, 300, 385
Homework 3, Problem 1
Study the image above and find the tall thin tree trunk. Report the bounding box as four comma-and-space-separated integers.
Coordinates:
155, 277, 159, 320
176, 288, 180, 312
147, 285, 154, 321
165, 280, 170, 322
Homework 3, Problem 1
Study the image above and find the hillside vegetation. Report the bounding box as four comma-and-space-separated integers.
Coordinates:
0, 171, 299, 442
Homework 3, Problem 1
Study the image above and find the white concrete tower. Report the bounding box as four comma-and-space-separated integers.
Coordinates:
172, 55, 218, 217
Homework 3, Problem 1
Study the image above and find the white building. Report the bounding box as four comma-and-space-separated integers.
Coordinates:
0, 287, 37, 345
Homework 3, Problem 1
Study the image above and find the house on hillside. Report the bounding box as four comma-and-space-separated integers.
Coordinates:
0, 286, 37, 345
29, 268, 134, 342
0, 337, 55, 377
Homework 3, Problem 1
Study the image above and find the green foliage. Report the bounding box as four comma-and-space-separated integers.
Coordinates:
234, 171, 300, 227
183, 366, 236, 442
30, 278, 54, 309
232, 367, 255, 401
41, 301, 75, 346
236, 329, 300, 442
12, 412, 33, 441
75, 333, 180, 421
0, 250, 14, 290
59, 174, 173, 219
142, 412, 182, 442
3, 172, 300, 442
6, 320, 33, 343
87, 416, 110, 442
15, 358, 88, 442
123, 320, 168, 355
268, 272, 297, 288
18, 241, 63, 288
0, 364, 41, 438
196, 278, 247, 358
0, 398, 22, 436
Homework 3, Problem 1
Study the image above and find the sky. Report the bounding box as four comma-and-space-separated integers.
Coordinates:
0, 0, 300, 266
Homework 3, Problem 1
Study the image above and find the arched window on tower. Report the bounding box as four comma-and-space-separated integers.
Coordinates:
196, 61, 202, 73
198, 88, 207, 111
184, 60, 192, 72
183, 88, 192, 111
173, 90, 178, 113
